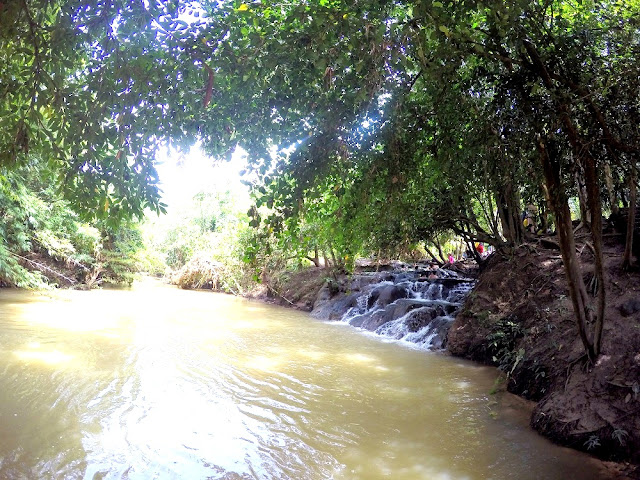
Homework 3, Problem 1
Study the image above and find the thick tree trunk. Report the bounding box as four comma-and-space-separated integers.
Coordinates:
484, 193, 502, 241
495, 184, 524, 245
496, 200, 513, 242
538, 138, 596, 361
622, 165, 637, 271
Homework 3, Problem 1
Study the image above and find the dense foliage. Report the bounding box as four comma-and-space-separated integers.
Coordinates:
0, 161, 143, 287
195, 0, 639, 362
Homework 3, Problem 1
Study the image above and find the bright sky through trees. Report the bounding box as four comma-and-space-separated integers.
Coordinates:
155, 145, 250, 210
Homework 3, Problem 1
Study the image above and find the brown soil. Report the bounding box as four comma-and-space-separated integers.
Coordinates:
448, 229, 640, 478
248, 267, 331, 311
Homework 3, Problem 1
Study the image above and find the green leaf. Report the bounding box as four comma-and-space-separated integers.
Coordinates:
438, 25, 450, 36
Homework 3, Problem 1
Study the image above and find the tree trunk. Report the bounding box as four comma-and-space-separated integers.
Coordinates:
322, 250, 331, 268
495, 185, 523, 245
425, 244, 443, 265
455, 241, 462, 260
484, 192, 502, 241
305, 247, 321, 268
540, 181, 554, 233
538, 137, 597, 361
604, 161, 619, 215
524, 39, 606, 359
329, 247, 338, 268
622, 165, 637, 271
582, 151, 606, 357
462, 236, 483, 263
575, 169, 591, 225
434, 239, 447, 263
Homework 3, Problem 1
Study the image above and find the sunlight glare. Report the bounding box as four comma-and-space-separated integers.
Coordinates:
14, 349, 73, 365
342, 353, 377, 364
245, 355, 281, 371
155, 144, 250, 210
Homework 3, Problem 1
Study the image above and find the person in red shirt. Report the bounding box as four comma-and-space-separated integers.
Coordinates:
476, 243, 484, 255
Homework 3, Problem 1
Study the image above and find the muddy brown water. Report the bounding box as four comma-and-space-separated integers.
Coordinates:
0, 280, 610, 479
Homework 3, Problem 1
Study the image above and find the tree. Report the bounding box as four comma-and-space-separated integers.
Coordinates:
4, 0, 639, 358
0, 159, 143, 287
187, 0, 639, 360
1, 0, 213, 221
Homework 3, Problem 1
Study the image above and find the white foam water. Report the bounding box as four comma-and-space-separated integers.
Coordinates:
340, 269, 475, 350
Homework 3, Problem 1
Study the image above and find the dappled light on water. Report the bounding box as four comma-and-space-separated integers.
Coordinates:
0, 279, 612, 479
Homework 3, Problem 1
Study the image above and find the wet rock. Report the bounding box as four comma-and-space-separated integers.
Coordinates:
348, 273, 385, 292
394, 273, 414, 284
404, 309, 436, 332
379, 284, 411, 305
390, 299, 432, 319
404, 306, 448, 332
312, 289, 359, 320
348, 314, 367, 328
428, 317, 452, 349
367, 284, 410, 309
361, 310, 391, 331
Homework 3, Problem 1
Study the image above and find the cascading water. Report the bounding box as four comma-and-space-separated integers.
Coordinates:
314, 266, 474, 350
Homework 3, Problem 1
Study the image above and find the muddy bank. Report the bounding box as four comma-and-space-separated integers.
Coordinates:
447, 240, 640, 477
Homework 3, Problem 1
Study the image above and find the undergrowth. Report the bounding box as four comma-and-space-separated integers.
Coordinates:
487, 315, 526, 377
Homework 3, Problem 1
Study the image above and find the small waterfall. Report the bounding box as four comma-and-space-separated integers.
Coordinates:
335, 268, 474, 350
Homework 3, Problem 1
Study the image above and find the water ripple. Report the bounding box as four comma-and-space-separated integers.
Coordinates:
0, 283, 612, 480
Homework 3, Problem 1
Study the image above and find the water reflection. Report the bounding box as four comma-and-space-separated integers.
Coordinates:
14, 348, 74, 365
0, 280, 613, 479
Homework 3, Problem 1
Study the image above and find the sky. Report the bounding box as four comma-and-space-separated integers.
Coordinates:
154, 144, 251, 211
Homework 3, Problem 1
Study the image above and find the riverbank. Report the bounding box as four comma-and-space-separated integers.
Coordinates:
257, 245, 639, 478
448, 239, 640, 478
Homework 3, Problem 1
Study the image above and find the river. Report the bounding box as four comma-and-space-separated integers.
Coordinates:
0, 280, 611, 479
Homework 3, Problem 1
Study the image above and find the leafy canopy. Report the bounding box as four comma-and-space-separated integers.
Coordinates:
3, 0, 639, 253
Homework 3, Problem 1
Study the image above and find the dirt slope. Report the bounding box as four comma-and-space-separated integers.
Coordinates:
448, 231, 640, 477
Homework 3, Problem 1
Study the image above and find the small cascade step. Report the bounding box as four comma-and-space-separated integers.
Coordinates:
339, 268, 474, 350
